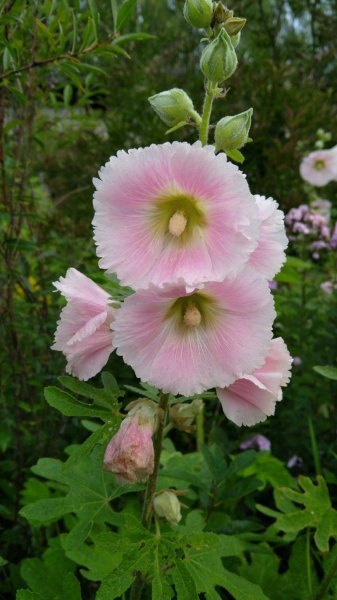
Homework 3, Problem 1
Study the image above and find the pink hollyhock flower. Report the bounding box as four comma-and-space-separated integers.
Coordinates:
300, 148, 337, 187
93, 142, 259, 290
320, 281, 334, 295
103, 415, 154, 485
217, 337, 292, 426
240, 434, 271, 451
330, 223, 337, 249
52, 268, 116, 380
112, 267, 276, 396
248, 195, 288, 279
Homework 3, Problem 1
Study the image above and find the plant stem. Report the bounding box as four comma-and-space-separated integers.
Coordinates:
199, 82, 216, 146
142, 392, 170, 528
129, 392, 170, 600
314, 548, 337, 600
196, 410, 204, 452
306, 528, 312, 599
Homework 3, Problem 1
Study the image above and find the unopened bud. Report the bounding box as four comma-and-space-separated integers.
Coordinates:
148, 88, 196, 128
215, 108, 253, 152
183, 0, 213, 29
170, 398, 204, 432
103, 414, 154, 485
153, 490, 182, 524
231, 32, 241, 48
200, 29, 237, 83
224, 17, 246, 36
125, 398, 161, 433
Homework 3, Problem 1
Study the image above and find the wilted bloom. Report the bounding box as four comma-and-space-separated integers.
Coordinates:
248, 195, 288, 279
52, 268, 116, 380
300, 147, 337, 187
93, 142, 259, 290
170, 398, 204, 432
112, 268, 275, 396
153, 490, 182, 524
217, 337, 292, 426
240, 434, 271, 451
103, 413, 154, 484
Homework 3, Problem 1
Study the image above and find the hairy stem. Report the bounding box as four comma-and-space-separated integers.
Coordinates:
199, 82, 216, 146
129, 392, 170, 600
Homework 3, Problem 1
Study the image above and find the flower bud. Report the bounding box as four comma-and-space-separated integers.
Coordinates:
103, 414, 154, 485
183, 0, 213, 29
200, 29, 238, 83
170, 398, 204, 432
125, 398, 161, 432
153, 490, 182, 524
148, 88, 196, 128
231, 32, 241, 48
215, 108, 253, 152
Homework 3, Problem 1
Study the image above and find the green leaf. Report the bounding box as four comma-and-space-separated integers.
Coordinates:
71, 9, 77, 53
44, 386, 112, 419
16, 592, 44, 599
313, 366, 337, 381
272, 475, 337, 551
165, 120, 188, 135
113, 32, 155, 45
63, 84, 73, 106
110, 0, 118, 31
88, 0, 99, 40
116, 0, 137, 31
172, 559, 199, 599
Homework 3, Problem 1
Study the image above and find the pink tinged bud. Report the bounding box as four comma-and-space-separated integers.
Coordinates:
52, 268, 116, 380
103, 415, 154, 485
153, 490, 182, 524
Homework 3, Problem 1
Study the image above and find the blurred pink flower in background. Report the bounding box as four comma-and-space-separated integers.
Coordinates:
300, 147, 337, 187
103, 414, 154, 485
112, 268, 276, 396
52, 268, 116, 380
93, 142, 259, 290
320, 281, 335, 295
292, 356, 302, 366
240, 434, 271, 451
217, 337, 292, 426
248, 195, 288, 279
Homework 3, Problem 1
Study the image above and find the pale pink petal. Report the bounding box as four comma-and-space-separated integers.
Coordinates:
248, 195, 288, 278
52, 269, 116, 380
217, 337, 292, 426
112, 268, 275, 396
93, 142, 259, 289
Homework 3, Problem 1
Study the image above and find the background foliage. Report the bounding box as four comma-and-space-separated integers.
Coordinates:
1, 0, 337, 598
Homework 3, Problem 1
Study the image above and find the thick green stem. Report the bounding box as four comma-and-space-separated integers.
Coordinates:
314, 548, 337, 600
196, 410, 204, 452
199, 82, 216, 146
129, 392, 170, 600
141, 392, 170, 527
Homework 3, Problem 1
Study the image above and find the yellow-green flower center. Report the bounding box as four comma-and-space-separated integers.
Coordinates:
165, 291, 217, 332
314, 159, 325, 171
149, 190, 207, 243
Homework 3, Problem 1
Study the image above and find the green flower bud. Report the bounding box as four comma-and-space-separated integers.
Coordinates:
148, 88, 195, 127
200, 29, 238, 83
183, 0, 213, 29
153, 490, 182, 524
231, 31, 241, 48
215, 108, 253, 152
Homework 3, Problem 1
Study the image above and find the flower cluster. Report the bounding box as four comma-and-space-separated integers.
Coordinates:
53, 141, 292, 427
300, 146, 337, 187
285, 201, 337, 260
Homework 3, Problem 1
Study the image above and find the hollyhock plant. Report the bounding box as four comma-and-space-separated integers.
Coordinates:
248, 194, 288, 279
103, 411, 155, 485
112, 267, 276, 396
300, 147, 337, 187
217, 337, 292, 426
92, 142, 259, 290
52, 268, 116, 380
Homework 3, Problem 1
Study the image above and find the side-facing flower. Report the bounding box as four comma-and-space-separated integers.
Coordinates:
112, 267, 276, 396
217, 337, 292, 426
52, 268, 116, 380
248, 195, 288, 279
103, 406, 156, 484
300, 148, 337, 187
93, 142, 259, 290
